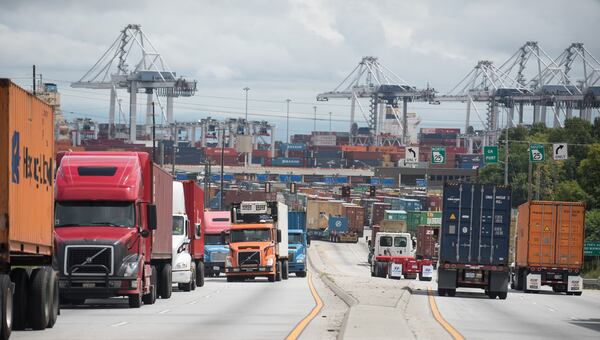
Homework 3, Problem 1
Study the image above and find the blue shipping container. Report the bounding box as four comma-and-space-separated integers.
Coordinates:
382, 178, 395, 186
334, 177, 348, 184
211, 174, 234, 182
439, 182, 512, 266
256, 174, 268, 182
416, 179, 428, 187
175, 173, 189, 181
272, 157, 303, 167
279, 175, 303, 183
288, 211, 307, 231
327, 216, 349, 233
371, 177, 381, 185
280, 143, 307, 152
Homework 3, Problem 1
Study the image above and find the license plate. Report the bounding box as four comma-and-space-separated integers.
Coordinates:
465, 272, 475, 279
82, 282, 96, 288
213, 266, 220, 271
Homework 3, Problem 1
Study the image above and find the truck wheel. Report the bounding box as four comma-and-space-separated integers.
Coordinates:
498, 292, 507, 300
437, 288, 446, 296
447, 289, 456, 297
47, 270, 59, 328
0, 274, 13, 340
158, 264, 172, 299
282, 261, 289, 280
296, 271, 307, 278
196, 262, 205, 288
28, 268, 51, 330
276, 261, 282, 282
9, 268, 28, 330
128, 294, 142, 308
190, 263, 197, 291
376, 262, 386, 278
268, 274, 276, 282
488, 292, 497, 299
143, 266, 157, 305
574, 292, 582, 296
226, 276, 234, 283
418, 273, 432, 282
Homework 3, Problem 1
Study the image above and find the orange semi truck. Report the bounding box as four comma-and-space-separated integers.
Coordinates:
225, 201, 289, 282
511, 201, 585, 295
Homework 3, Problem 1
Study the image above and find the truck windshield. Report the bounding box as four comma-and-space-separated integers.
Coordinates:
55, 201, 135, 227
230, 229, 270, 242
288, 233, 303, 244
173, 216, 185, 235
205, 234, 227, 245
394, 236, 408, 247
379, 236, 393, 247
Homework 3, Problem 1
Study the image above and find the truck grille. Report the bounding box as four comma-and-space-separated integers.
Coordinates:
289, 252, 295, 260
65, 246, 113, 276
238, 251, 260, 267
211, 252, 226, 263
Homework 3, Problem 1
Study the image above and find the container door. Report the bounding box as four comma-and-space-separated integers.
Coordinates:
477, 185, 511, 265
555, 204, 584, 267
527, 203, 557, 266
441, 183, 477, 264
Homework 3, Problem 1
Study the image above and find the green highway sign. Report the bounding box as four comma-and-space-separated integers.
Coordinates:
584, 241, 600, 256
431, 146, 446, 164
529, 144, 545, 163
483, 146, 498, 165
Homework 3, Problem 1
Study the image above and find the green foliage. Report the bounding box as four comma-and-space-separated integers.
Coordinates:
553, 180, 594, 208
585, 210, 600, 242
578, 144, 600, 206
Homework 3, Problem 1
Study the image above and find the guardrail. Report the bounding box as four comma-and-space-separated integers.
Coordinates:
583, 278, 600, 289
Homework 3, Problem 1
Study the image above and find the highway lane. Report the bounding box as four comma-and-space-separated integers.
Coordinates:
12, 275, 315, 340
433, 286, 600, 339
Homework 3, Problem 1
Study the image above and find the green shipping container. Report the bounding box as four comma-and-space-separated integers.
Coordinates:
384, 210, 407, 221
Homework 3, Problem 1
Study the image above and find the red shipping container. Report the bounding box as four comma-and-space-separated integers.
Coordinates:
204, 147, 237, 156
182, 180, 205, 261
345, 151, 383, 161
151, 163, 174, 260
343, 205, 365, 237
426, 195, 442, 211
372, 203, 391, 226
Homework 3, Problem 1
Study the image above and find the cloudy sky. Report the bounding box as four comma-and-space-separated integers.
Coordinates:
1, 0, 599, 140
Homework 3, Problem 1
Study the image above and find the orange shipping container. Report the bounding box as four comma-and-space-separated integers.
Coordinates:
0, 79, 54, 257
516, 201, 585, 269
341, 145, 367, 152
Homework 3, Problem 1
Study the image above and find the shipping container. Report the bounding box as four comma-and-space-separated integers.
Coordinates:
437, 182, 512, 298
272, 157, 303, 167
343, 204, 365, 237
306, 200, 344, 230
152, 164, 174, 259
379, 220, 407, 233
372, 203, 391, 226
288, 211, 307, 231
416, 225, 440, 261
312, 134, 337, 146
426, 195, 442, 211
512, 201, 585, 295
384, 210, 408, 221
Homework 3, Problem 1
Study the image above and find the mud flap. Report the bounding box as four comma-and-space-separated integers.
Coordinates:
489, 271, 509, 292
567, 276, 582, 292
437, 268, 457, 290
421, 265, 434, 279
526, 273, 541, 291
389, 263, 403, 278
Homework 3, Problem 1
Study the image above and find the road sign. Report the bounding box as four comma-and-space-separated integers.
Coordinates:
431, 146, 446, 164
405, 147, 419, 163
553, 143, 568, 160
529, 144, 545, 163
483, 146, 499, 164
584, 241, 600, 256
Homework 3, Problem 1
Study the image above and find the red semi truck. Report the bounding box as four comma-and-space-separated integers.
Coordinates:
182, 180, 206, 287
54, 151, 173, 308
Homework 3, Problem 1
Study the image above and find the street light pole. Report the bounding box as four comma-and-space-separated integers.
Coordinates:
313, 106, 317, 131
286, 99, 291, 143
243, 87, 250, 121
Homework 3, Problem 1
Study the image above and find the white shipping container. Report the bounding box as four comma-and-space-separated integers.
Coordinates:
312, 134, 337, 146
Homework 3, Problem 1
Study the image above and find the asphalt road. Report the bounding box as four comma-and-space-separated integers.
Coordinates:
12, 274, 315, 340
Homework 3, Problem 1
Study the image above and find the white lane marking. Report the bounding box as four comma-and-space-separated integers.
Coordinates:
204, 295, 211, 298
111, 321, 128, 327
188, 300, 199, 305
158, 309, 171, 314
548, 308, 555, 312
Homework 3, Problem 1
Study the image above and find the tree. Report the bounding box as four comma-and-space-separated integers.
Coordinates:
553, 180, 595, 208
578, 144, 600, 209
585, 210, 600, 242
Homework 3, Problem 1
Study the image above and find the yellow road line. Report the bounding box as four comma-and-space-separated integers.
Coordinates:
427, 288, 465, 340
286, 272, 324, 340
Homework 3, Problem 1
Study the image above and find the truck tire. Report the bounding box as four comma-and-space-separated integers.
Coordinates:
296, 271, 307, 278
196, 262, 205, 288
226, 276, 234, 283
0, 274, 13, 340
190, 263, 197, 291
418, 273, 432, 282
574, 292, 582, 296
47, 270, 59, 328
143, 266, 157, 305
9, 268, 28, 330
276, 261, 282, 282
376, 262, 386, 278
521, 270, 530, 293
158, 264, 172, 299
437, 288, 446, 296
487, 291, 497, 299
128, 294, 142, 308
447, 289, 456, 297
498, 292, 507, 300
28, 268, 51, 330
282, 261, 289, 280
268, 274, 276, 282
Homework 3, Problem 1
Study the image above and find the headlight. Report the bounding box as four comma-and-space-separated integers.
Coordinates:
226, 257, 232, 267
297, 258, 304, 263
118, 254, 140, 277
174, 261, 188, 270
266, 257, 274, 266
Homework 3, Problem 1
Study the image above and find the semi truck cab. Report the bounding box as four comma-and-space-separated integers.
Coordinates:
171, 181, 195, 291
287, 230, 307, 277
204, 211, 231, 277
371, 232, 433, 281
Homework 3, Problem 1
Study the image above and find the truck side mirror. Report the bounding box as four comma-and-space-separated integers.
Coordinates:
368, 240, 372, 248
147, 204, 157, 231
220, 231, 226, 244
307, 235, 311, 246
277, 229, 282, 243
140, 229, 150, 238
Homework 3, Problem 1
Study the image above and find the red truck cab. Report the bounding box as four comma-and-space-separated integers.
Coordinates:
182, 180, 206, 287
54, 152, 173, 308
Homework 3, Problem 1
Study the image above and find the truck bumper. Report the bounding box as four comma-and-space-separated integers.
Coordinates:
206, 262, 225, 274
59, 277, 140, 299
288, 262, 305, 273
172, 269, 192, 284
225, 266, 274, 276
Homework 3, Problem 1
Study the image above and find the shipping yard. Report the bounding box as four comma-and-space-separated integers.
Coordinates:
2, 1, 600, 340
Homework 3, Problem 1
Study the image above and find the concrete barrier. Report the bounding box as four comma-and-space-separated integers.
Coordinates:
583, 278, 600, 289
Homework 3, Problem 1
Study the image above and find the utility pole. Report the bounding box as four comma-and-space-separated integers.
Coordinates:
32, 65, 36, 95
171, 124, 176, 175
286, 99, 291, 143
329, 112, 332, 132
152, 102, 156, 163
243, 87, 250, 121
313, 106, 317, 131
504, 109, 509, 185
527, 142, 532, 201
220, 127, 225, 210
